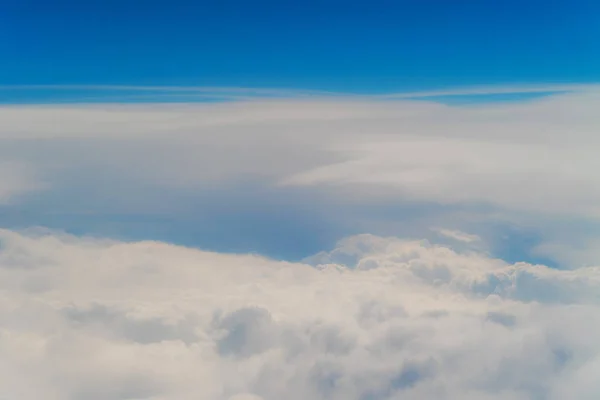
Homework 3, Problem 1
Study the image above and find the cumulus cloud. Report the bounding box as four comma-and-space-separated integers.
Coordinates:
2, 229, 600, 399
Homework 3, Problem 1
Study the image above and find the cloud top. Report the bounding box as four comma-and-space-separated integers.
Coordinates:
2, 229, 600, 399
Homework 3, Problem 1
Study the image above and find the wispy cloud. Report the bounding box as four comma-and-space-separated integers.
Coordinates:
1, 87, 600, 266
0, 161, 45, 204
0, 85, 337, 103
2, 83, 599, 103
377, 83, 600, 99
432, 228, 481, 243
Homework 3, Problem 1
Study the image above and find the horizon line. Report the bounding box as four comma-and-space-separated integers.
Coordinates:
1, 82, 599, 104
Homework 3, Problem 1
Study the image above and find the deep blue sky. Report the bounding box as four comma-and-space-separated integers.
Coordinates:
2, 0, 599, 93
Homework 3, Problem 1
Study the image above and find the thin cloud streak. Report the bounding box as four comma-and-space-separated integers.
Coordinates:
2, 83, 600, 103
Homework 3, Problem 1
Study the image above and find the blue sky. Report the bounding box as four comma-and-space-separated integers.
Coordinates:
1, 0, 600, 267
3, 0, 600, 94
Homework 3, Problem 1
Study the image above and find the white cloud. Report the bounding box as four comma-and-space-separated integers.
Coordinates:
432, 228, 481, 243
2, 229, 600, 399
3, 82, 599, 101
0, 161, 45, 204
2, 90, 600, 215
2, 88, 600, 265
376, 82, 600, 99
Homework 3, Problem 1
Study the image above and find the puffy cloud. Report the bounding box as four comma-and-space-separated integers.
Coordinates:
2, 229, 600, 399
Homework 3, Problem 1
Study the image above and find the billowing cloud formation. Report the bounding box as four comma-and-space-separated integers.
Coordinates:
2, 229, 600, 399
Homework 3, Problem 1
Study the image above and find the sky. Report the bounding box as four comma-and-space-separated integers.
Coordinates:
2, 1, 600, 399
3, 0, 600, 94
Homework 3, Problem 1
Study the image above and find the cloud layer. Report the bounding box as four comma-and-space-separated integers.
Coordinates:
2, 90, 600, 398
3, 91, 600, 215
2, 91, 600, 216
0, 161, 44, 204
2, 229, 600, 400
2, 90, 600, 265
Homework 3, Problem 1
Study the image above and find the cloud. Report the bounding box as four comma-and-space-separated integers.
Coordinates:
0, 161, 45, 204
1, 229, 600, 399
432, 228, 481, 243
3, 83, 599, 101
376, 82, 600, 99
2, 91, 600, 215
0, 85, 337, 103
2, 88, 600, 266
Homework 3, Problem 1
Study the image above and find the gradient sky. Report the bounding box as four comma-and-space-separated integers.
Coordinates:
1, 0, 599, 263
3, 0, 600, 93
